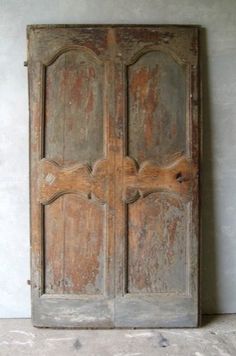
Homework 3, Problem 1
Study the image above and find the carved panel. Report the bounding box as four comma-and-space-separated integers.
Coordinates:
44, 49, 104, 165
122, 155, 197, 203
39, 158, 109, 204
44, 194, 105, 295
127, 50, 186, 165
127, 192, 188, 294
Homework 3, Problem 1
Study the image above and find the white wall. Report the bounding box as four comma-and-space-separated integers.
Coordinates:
0, 0, 235, 317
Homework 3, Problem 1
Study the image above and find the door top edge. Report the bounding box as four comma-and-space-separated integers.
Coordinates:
27, 24, 201, 31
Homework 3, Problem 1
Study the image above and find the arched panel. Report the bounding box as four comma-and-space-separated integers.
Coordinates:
127, 192, 188, 294
44, 49, 104, 165
44, 194, 106, 295
128, 50, 186, 164
29, 25, 200, 328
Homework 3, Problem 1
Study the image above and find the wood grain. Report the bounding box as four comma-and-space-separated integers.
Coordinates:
128, 50, 186, 164
28, 25, 200, 328
128, 192, 188, 294
45, 49, 104, 166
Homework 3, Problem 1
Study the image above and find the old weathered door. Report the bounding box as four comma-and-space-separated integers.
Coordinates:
28, 25, 200, 328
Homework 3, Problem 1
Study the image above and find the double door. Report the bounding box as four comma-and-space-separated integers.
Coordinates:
28, 25, 200, 327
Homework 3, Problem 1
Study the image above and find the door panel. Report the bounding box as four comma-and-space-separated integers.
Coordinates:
44, 194, 105, 295
128, 50, 186, 164
127, 193, 188, 294
45, 49, 104, 165
28, 25, 200, 328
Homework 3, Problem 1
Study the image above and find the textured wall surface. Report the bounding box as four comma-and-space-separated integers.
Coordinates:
0, 0, 235, 317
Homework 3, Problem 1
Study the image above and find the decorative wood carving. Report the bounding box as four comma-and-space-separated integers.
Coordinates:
39, 158, 109, 204
28, 25, 200, 328
123, 155, 197, 203
39, 155, 197, 205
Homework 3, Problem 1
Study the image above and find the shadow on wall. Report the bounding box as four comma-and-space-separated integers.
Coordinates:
200, 28, 218, 317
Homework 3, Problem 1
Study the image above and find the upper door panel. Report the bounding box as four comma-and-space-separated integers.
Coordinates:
45, 49, 104, 165
128, 50, 186, 165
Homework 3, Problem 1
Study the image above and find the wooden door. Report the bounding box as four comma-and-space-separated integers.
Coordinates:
28, 25, 200, 328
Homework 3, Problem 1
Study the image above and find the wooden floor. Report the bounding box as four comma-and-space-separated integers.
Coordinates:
0, 315, 235, 355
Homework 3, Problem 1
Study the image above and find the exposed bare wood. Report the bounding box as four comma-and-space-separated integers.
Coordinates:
28, 25, 200, 328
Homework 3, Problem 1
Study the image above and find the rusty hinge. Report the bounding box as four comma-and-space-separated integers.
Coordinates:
27, 279, 31, 285
24, 61, 28, 67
